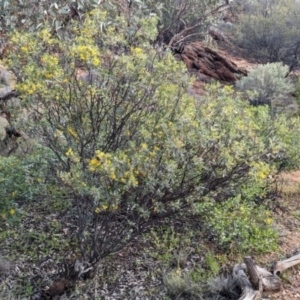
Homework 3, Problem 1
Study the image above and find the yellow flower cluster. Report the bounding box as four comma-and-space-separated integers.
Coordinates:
40, 54, 61, 79
70, 44, 101, 67
17, 81, 42, 95
141, 143, 148, 149
223, 85, 234, 93
66, 148, 74, 157
65, 148, 80, 163
131, 47, 146, 60
41, 54, 59, 66
94, 204, 118, 213
11, 32, 37, 54
250, 161, 272, 182
67, 126, 79, 140
89, 150, 139, 186
1, 208, 16, 220
265, 218, 273, 225
133, 47, 143, 54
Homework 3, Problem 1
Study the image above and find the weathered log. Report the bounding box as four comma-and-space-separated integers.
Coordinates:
233, 263, 261, 300
272, 253, 300, 276
180, 42, 247, 82
244, 257, 281, 292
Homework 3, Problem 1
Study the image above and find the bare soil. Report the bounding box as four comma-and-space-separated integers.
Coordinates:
260, 172, 300, 299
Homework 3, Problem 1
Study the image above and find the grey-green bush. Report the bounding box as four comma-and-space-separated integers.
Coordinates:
236, 63, 294, 107
232, 0, 300, 70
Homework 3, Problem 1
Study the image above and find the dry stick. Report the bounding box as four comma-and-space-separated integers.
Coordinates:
273, 253, 300, 276
168, 4, 230, 48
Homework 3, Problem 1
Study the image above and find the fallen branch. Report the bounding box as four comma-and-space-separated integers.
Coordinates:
168, 4, 230, 48
233, 263, 261, 300
272, 253, 300, 276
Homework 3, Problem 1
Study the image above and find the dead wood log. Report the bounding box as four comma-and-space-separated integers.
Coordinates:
272, 253, 300, 276
233, 263, 261, 300
180, 42, 247, 82
244, 257, 281, 292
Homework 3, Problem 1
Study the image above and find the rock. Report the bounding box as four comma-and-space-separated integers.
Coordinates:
0, 115, 9, 141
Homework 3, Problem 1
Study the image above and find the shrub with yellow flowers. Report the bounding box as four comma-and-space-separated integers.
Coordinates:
5, 2, 300, 279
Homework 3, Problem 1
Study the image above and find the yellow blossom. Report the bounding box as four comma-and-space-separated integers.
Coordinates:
224, 85, 234, 93
66, 148, 74, 157
95, 207, 101, 213
21, 46, 28, 52
133, 47, 143, 54
92, 57, 100, 66
141, 143, 147, 149
67, 127, 79, 140
89, 158, 100, 171
258, 171, 267, 179
96, 151, 105, 159
90, 158, 100, 165
10, 209, 15, 215
102, 205, 108, 210
266, 218, 273, 225
44, 73, 53, 79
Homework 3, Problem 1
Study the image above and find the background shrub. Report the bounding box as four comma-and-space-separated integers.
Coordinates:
152, 0, 226, 47
232, 0, 300, 70
236, 63, 295, 107
0, 0, 100, 34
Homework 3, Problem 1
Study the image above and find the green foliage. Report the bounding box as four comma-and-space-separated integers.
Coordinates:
0, 144, 62, 222
205, 252, 220, 276
236, 63, 295, 107
148, 227, 182, 262
233, 0, 300, 68
152, 0, 223, 47
0, 0, 100, 35
163, 268, 203, 299
5, 3, 300, 271
0, 0, 226, 47
146, 226, 193, 266
197, 195, 278, 253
